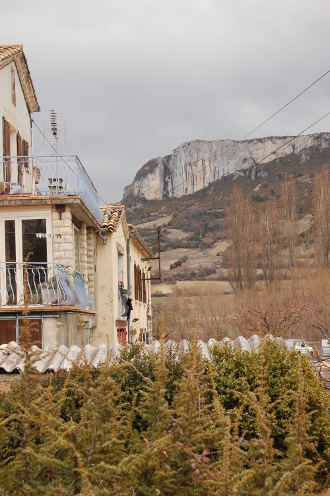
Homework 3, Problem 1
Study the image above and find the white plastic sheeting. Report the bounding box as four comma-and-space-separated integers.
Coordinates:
0, 334, 317, 374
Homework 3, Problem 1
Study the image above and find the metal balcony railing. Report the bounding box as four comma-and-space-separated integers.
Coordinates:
0, 262, 95, 308
0, 156, 103, 221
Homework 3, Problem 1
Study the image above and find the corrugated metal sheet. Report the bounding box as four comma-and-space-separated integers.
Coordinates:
0, 335, 325, 374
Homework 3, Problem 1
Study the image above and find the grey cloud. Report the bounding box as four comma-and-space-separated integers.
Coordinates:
1, 0, 330, 201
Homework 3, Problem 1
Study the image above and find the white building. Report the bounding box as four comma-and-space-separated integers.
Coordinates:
96, 204, 152, 346
0, 45, 152, 348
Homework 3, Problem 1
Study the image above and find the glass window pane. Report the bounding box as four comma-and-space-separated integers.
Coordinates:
5, 220, 17, 303
22, 219, 47, 263
5, 220, 16, 262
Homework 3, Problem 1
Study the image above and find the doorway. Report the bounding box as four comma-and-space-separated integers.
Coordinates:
0, 213, 51, 306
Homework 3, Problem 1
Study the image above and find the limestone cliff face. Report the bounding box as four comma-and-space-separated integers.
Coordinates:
124, 133, 330, 200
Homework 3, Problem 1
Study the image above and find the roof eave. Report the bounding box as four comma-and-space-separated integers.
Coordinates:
0, 46, 40, 114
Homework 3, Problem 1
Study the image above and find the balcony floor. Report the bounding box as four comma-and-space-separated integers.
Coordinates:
0, 194, 100, 227
0, 305, 96, 314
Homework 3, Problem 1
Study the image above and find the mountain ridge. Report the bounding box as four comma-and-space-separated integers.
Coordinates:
124, 132, 330, 200
124, 145, 330, 281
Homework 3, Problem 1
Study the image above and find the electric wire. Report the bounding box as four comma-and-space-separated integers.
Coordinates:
242, 67, 330, 140
32, 118, 110, 205
255, 110, 330, 164
31, 118, 76, 174
172, 110, 330, 196
170, 65, 330, 195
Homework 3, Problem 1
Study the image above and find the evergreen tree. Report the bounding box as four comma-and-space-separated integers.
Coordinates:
241, 338, 278, 495
271, 357, 317, 495
207, 365, 246, 495
170, 331, 214, 495
129, 325, 175, 496
77, 364, 128, 495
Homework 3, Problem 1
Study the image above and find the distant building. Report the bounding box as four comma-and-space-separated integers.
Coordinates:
0, 45, 152, 348
96, 204, 152, 346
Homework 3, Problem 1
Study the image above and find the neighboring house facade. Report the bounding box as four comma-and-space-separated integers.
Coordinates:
96, 204, 152, 347
0, 45, 152, 348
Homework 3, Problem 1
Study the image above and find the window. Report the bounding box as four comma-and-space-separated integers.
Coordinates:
117, 327, 127, 347
5, 220, 16, 263
134, 264, 146, 303
11, 66, 16, 106
5, 220, 17, 303
0, 214, 50, 306
22, 219, 47, 263
118, 250, 124, 317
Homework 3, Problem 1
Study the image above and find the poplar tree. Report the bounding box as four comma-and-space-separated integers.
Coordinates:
313, 164, 329, 266
280, 174, 298, 268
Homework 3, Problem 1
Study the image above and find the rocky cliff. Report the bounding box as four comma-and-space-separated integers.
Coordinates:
124, 133, 330, 200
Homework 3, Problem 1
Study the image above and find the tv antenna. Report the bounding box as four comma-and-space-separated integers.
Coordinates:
43, 109, 66, 153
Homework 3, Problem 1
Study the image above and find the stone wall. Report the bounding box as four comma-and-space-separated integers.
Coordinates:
51, 205, 74, 271
86, 227, 96, 299
79, 223, 88, 276
43, 313, 96, 348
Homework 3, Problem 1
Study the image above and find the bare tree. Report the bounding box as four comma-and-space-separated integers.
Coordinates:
226, 186, 256, 290
256, 198, 280, 285
280, 174, 298, 268
313, 165, 329, 266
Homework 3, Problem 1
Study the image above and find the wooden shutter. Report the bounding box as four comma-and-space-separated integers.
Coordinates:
0, 320, 16, 345
142, 272, 146, 303
22, 139, 29, 157
134, 264, 137, 300
139, 268, 142, 302
2, 117, 11, 192
18, 319, 42, 347
2, 117, 10, 156
17, 132, 23, 185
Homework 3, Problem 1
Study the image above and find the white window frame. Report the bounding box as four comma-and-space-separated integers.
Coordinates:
0, 208, 52, 305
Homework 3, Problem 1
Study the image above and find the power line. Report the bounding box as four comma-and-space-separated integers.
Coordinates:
32, 117, 109, 205
242, 67, 330, 140
32, 118, 62, 157
172, 110, 330, 196
31, 118, 76, 174
255, 110, 330, 164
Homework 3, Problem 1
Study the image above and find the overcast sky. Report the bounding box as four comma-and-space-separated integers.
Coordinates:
2, 0, 330, 201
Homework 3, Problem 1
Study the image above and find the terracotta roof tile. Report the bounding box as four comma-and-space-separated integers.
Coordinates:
0, 44, 22, 62
100, 204, 125, 232
101, 204, 153, 256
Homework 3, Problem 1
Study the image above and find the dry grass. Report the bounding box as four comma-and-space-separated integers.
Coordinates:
152, 267, 330, 343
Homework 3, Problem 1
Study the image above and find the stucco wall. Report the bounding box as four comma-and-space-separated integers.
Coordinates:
0, 61, 32, 159
128, 237, 152, 341
94, 219, 152, 346
94, 228, 117, 346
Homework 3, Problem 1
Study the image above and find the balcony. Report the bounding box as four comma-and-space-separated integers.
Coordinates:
0, 156, 103, 222
0, 262, 94, 309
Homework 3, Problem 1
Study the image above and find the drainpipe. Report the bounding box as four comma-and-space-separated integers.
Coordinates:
97, 228, 107, 245
127, 228, 135, 342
